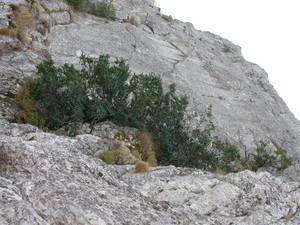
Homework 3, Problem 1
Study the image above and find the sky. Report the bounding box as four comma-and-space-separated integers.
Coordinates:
156, 0, 300, 120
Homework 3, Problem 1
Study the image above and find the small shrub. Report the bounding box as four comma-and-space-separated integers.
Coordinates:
100, 151, 116, 164
252, 141, 292, 170
135, 161, 150, 173
161, 14, 173, 22
100, 144, 138, 165
213, 140, 240, 172
275, 147, 292, 169
32, 60, 88, 135
253, 141, 276, 168
87, 1, 116, 20
113, 144, 137, 165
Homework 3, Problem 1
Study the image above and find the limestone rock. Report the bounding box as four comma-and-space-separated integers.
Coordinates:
0, 4, 12, 29
0, 120, 299, 224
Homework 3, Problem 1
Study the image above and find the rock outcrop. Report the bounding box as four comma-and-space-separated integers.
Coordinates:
0, 119, 300, 224
2, 0, 299, 166
1, 0, 300, 224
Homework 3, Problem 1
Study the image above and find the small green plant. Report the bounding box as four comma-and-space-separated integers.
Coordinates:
69, 0, 116, 20
252, 141, 292, 170
253, 141, 276, 168
161, 14, 173, 22
275, 147, 292, 169
100, 151, 116, 164
87, 0, 116, 20
66, 0, 84, 11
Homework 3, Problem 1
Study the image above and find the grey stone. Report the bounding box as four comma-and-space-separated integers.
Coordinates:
50, 11, 71, 25
41, 0, 69, 12
0, 0, 27, 6
0, 4, 11, 29
0, 120, 299, 224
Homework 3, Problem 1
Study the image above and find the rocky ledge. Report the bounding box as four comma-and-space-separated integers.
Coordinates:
0, 119, 300, 225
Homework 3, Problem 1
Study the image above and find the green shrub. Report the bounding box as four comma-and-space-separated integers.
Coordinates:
253, 141, 276, 168
161, 14, 173, 22
87, 0, 116, 20
20, 54, 239, 171
252, 141, 292, 170
68, 0, 116, 20
66, 0, 84, 11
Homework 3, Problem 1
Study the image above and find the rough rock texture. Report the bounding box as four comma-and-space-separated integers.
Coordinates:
0, 119, 300, 224
1, 1, 300, 223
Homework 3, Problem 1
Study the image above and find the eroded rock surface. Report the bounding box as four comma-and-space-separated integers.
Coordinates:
1, 0, 300, 167
1, 1, 300, 223
0, 120, 299, 225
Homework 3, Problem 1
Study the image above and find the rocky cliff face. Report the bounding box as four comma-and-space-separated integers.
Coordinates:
1, 0, 300, 224
2, 0, 300, 163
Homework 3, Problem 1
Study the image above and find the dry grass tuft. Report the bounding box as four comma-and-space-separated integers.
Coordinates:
125, 15, 141, 27
100, 143, 138, 165
16, 80, 43, 126
138, 131, 158, 167
113, 144, 137, 165
0, 28, 18, 38
10, 5, 36, 44
135, 161, 150, 173
100, 151, 116, 164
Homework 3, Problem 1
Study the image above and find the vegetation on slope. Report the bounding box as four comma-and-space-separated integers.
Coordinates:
17, 54, 292, 172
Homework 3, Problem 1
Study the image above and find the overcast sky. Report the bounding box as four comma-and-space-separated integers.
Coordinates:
156, 0, 300, 120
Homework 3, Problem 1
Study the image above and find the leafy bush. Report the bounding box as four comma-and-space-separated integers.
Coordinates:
275, 147, 292, 169
86, 0, 116, 20
66, 0, 84, 11
19, 54, 239, 171
161, 14, 173, 22
252, 141, 292, 170
67, 0, 116, 20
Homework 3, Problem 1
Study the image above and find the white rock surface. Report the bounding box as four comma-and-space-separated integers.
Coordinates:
0, 119, 299, 224
1, 2, 300, 223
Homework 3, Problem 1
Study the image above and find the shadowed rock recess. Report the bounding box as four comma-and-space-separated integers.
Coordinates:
0, 0, 300, 224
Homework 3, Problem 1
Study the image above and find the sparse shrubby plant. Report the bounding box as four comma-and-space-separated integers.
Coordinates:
87, 0, 116, 20
275, 147, 292, 169
124, 15, 141, 27
252, 141, 292, 170
67, 0, 116, 20
66, 0, 84, 11
161, 14, 173, 22
18, 54, 239, 171
135, 161, 150, 173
